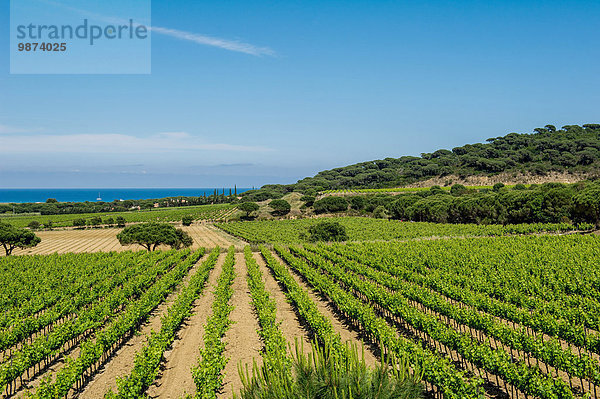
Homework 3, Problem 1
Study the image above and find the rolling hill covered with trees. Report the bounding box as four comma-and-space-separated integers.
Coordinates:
243, 124, 600, 200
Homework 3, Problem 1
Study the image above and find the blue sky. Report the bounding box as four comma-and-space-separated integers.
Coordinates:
1, 0, 599, 188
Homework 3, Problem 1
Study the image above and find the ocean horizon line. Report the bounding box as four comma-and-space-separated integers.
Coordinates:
0, 187, 252, 204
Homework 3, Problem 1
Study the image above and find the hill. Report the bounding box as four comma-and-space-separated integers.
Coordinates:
244, 124, 600, 200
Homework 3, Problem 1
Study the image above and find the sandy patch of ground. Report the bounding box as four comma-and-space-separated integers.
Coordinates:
219, 252, 262, 399
9, 224, 243, 256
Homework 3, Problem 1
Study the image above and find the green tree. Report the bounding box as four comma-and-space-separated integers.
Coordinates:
0, 222, 41, 256
116, 222, 192, 251
46, 198, 58, 203
307, 221, 348, 242
104, 217, 115, 226
313, 197, 348, 213
450, 184, 467, 196
174, 228, 193, 249
27, 221, 41, 230
300, 195, 316, 207
182, 215, 194, 226
116, 216, 126, 228
88, 216, 102, 227
239, 202, 260, 218
388, 195, 420, 220
269, 199, 291, 216
574, 184, 600, 226
73, 218, 87, 228
429, 185, 445, 195
373, 205, 388, 219
349, 196, 367, 210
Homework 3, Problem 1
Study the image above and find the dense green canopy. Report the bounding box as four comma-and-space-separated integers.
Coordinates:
0, 222, 41, 256
242, 124, 600, 199
117, 222, 193, 251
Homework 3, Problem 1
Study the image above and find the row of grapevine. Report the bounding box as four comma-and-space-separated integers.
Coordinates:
1, 250, 189, 396
190, 246, 236, 399
338, 236, 600, 324
217, 217, 580, 244
269, 245, 484, 398
0, 251, 171, 357
106, 247, 220, 398
259, 246, 349, 365
312, 244, 599, 391
334, 237, 600, 354
0, 251, 167, 330
7, 203, 236, 228
29, 249, 205, 398
287, 245, 576, 398
243, 247, 290, 372
315, 244, 599, 388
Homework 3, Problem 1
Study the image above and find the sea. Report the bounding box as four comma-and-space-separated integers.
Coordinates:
0, 188, 251, 204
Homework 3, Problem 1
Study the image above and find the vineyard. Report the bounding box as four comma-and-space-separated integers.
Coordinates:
216, 217, 583, 244
1, 226, 599, 398
5, 204, 236, 229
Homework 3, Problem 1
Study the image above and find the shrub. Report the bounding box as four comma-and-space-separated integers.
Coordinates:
313, 197, 348, 214
388, 195, 420, 220
116, 216, 126, 227
88, 216, 103, 226
300, 195, 315, 207
73, 218, 87, 228
450, 184, 467, 196
27, 221, 41, 230
350, 196, 367, 210
182, 215, 194, 226
307, 221, 348, 242
373, 205, 388, 219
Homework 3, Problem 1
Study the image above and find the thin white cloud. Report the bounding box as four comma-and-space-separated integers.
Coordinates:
0, 132, 273, 154
0, 124, 38, 134
150, 26, 275, 56
39, 0, 275, 56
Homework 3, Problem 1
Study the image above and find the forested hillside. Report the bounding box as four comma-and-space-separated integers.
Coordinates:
245, 124, 600, 200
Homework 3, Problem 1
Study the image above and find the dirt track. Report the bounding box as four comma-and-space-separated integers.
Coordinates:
147, 255, 223, 399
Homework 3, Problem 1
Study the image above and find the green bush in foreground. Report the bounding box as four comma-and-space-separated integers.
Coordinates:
238, 340, 424, 399
306, 221, 348, 242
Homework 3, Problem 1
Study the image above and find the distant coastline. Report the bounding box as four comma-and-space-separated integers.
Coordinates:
0, 188, 250, 204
